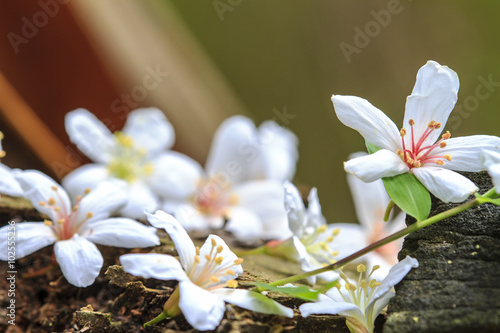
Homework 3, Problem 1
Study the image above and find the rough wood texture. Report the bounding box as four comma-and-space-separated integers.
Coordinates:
384, 172, 500, 333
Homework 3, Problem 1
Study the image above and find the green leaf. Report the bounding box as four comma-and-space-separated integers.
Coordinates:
253, 282, 320, 302
365, 141, 431, 221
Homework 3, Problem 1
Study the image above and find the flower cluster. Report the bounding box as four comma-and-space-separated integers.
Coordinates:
0, 59, 498, 332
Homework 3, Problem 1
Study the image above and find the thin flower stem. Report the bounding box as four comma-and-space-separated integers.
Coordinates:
233, 245, 267, 257
383, 200, 395, 222
267, 193, 485, 287
144, 311, 168, 327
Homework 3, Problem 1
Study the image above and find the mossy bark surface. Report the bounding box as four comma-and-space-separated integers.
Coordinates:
384, 172, 500, 333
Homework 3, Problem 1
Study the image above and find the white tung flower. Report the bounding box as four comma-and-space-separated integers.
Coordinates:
0, 131, 23, 197
265, 181, 366, 285
334, 60, 500, 203
120, 210, 293, 331
300, 256, 418, 333
62, 107, 175, 219
0, 170, 160, 287
158, 115, 298, 241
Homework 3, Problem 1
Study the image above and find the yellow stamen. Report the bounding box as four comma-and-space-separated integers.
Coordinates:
215, 256, 224, 265
409, 119, 415, 126
371, 265, 381, 272
440, 141, 447, 148
360, 280, 367, 288
48, 198, 56, 205
44, 219, 53, 226
217, 245, 223, 253
234, 258, 244, 265
75, 195, 82, 202
319, 241, 329, 251
143, 163, 154, 176
316, 225, 327, 233
211, 238, 217, 247
330, 251, 339, 257
194, 256, 200, 264
357, 264, 366, 273
226, 280, 238, 288
436, 160, 444, 165
369, 279, 381, 288
433, 122, 441, 129
332, 228, 340, 236
442, 131, 451, 140
400, 128, 407, 137
0, 150, 5, 158
226, 269, 235, 275
51, 185, 58, 191
72, 205, 79, 212
54, 207, 61, 212
346, 283, 357, 291
195, 247, 200, 256
210, 276, 220, 283
57, 218, 65, 224
326, 236, 334, 243
84, 188, 92, 195
39, 201, 46, 206
86, 212, 94, 219
444, 154, 452, 161
204, 254, 211, 261
427, 120, 436, 128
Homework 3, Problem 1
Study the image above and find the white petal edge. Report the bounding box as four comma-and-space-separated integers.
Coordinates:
54, 235, 103, 287
225, 206, 264, 241
146, 210, 196, 270
404, 61, 459, 144
481, 150, 500, 189
299, 298, 361, 318
439, 135, 500, 172
76, 179, 128, 223
0, 222, 56, 260
0, 164, 23, 196
65, 108, 115, 163
283, 181, 306, 236
344, 150, 409, 183
119, 182, 159, 220
14, 170, 72, 221
120, 253, 188, 281
82, 218, 159, 247
62, 164, 110, 201
412, 167, 477, 203
213, 288, 293, 318
178, 280, 226, 331
122, 107, 175, 154
332, 95, 401, 152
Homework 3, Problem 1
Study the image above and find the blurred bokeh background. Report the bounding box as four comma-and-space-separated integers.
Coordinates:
0, 0, 499, 223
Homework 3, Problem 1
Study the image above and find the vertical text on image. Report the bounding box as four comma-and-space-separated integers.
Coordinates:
6, 220, 17, 325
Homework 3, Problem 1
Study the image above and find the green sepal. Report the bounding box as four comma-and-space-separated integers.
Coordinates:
253, 282, 320, 302
365, 142, 431, 221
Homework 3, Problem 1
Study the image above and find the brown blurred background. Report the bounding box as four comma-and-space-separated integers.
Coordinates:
0, 0, 499, 223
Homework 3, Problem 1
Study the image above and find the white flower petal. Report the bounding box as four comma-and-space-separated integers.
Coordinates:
178, 281, 226, 331
366, 256, 418, 311
122, 107, 175, 153
148, 151, 203, 201
197, 234, 243, 282
146, 210, 196, 270
213, 288, 293, 318
344, 150, 409, 183
205, 115, 264, 185
163, 201, 217, 231
481, 150, 500, 189
120, 253, 188, 281
404, 61, 459, 143
283, 181, 306, 236
265, 236, 302, 263
234, 180, 292, 240
119, 182, 159, 220
438, 135, 500, 172
62, 164, 110, 200
76, 180, 128, 223
332, 95, 401, 152
258, 120, 298, 181
299, 298, 361, 318
225, 207, 264, 241
65, 108, 115, 163
14, 170, 71, 221
346, 157, 391, 233
0, 164, 23, 196
82, 218, 159, 247
54, 234, 103, 287
326, 223, 367, 260
0, 222, 56, 260
371, 290, 395, 320
412, 167, 478, 203
306, 187, 325, 228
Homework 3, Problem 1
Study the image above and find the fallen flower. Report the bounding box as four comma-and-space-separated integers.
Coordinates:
333, 60, 500, 203
63, 107, 175, 219
0, 131, 23, 196
0, 170, 160, 287
300, 256, 418, 333
158, 115, 298, 240
120, 210, 293, 330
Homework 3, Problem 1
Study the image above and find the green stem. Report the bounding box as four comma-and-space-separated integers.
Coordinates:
383, 200, 395, 222
233, 245, 267, 257
144, 311, 168, 327
268, 195, 483, 287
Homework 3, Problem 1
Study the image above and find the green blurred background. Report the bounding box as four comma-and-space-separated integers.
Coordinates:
167, 0, 500, 222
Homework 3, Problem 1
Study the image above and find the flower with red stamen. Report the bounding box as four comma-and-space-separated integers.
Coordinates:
332, 60, 500, 203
